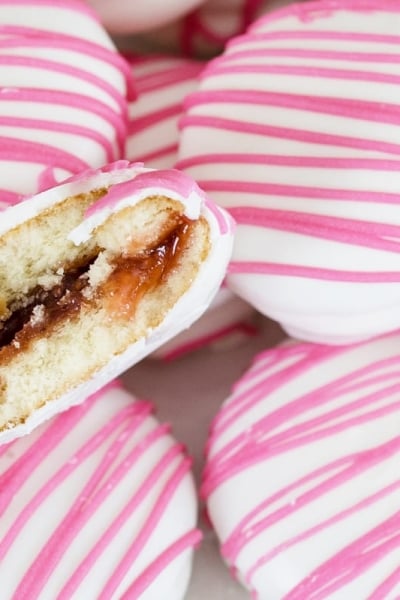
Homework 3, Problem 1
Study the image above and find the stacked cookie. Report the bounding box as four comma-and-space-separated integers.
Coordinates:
2, 1, 400, 599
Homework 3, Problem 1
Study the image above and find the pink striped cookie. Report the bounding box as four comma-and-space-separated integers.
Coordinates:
178, 0, 400, 344
0, 0, 133, 207
84, 0, 206, 34
203, 332, 400, 599
0, 380, 200, 599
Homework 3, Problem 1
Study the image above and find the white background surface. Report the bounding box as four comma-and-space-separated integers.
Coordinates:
123, 315, 285, 600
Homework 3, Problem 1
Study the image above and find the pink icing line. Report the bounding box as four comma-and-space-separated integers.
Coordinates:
178, 114, 400, 157
0, 55, 126, 112
0, 136, 88, 171
178, 153, 400, 172
205, 62, 400, 86
228, 260, 400, 282
228, 206, 400, 254
183, 89, 400, 129
129, 143, 178, 166
369, 563, 400, 600
160, 321, 257, 362
38, 167, 59, 193
233, 28, 400, 45
128, 104, 182, 135
200, 178, 400, 205
0, 116, 114, 162
120, 529, 202, 599
218, 47, 400, 65
0, 189, 21, 206
127, 61, 203, 95
0, 88, 126, 158
85, 169, 204, 217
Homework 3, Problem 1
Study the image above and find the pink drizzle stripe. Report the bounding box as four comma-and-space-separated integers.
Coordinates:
125, 61, 203, 95
120, 529, 202, 599
228, 206, 400, 254
203, 333, 400, 597
183, 90, 400, 130
206, 63, 400, 86
128, 104, 182, 135
0, 189, 21, 205
0, 88, 127, 151
0, 136, 88, 171
0, 382, 198, 599
178, 153, 400, 172
0, 116, 114, 162
199, 179, 400, 206
0, 55, 126, 111
132, 143, 178, 166
179, 114, 400, 157
228, 261, 400, 282
218, 47, 400, 65
160, 321, 257, 362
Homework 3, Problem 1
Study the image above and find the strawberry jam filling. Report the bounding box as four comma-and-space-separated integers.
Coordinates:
0, 217, 193, 355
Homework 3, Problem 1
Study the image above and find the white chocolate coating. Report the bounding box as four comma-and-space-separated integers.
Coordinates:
0, 0, 132, 205
0, 381, 200, 599
204, 331, 400, 599
178, 0, 400, 344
